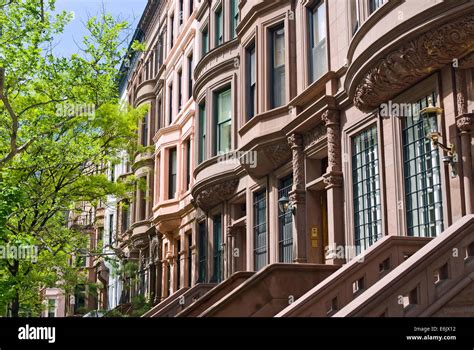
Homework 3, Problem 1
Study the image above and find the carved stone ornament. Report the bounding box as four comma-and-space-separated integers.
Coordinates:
288, 134, 305, 189
323, 171, 344, 188
261, 142, 292, 169
194, 178, 239, 211
456, 113, 474, 132
353, 13, 474, 112
150, 236, 160, 263
303, 123, 327, 150
322, 110, 342, 172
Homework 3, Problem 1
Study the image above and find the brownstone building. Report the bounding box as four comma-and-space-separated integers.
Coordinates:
113, 0, 474, 317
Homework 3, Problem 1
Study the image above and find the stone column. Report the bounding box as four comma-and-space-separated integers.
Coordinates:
457, 114, 474, 215
322, 109, 345, 265
287, 134, 307, 263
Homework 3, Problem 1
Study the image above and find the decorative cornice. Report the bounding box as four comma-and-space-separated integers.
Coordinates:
353, 13, 474, 112
194, 178, 239, 211
261, 141, 292, 169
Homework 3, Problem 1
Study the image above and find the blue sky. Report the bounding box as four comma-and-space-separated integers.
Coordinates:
52, 0, 148, 57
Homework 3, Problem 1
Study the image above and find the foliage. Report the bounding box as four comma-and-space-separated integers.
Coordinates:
0, 0, 144, 316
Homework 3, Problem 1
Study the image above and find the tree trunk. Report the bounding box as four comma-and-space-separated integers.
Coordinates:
10, 260, 19, 317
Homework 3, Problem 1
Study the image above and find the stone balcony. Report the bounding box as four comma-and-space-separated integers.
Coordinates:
345, 0, 474, 112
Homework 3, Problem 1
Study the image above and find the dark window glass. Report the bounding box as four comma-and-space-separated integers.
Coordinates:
214, 88, 232, 155
308, 1, 327, 83
278, 175, 293, 262
198, 222, 207, 282
270, 25, 285, 108
254, 190, 267, 270
168, 148, 177, 199
212, 215, 223, 282
198, 103, 206, 163
246, 43, 256, 119
215, 6, 223, 46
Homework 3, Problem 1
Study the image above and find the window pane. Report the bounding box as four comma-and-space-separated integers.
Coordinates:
213, 215, 222, 282
254, 190, 267, 270
271, 25, 285, 108
215, 7, 223, 46
215, 89, 232, 154
199, 103, 206, 163
278, 175, 293, 263
352, 126, 382, 254
309, 1, 327, 82
402, 93, 443, 237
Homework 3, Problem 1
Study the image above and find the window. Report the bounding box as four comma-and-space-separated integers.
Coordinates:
108, 214, 114, 245
168, 83, 173, 125
214, 88, 232, 155
350, 0, 360, 36
158, 34, 164, 65
185, 138, 191, 190
278, 175, 293, 263
168, 147, 177, 199
352, 126, 382, 253
270, 25, 285, 108
189, 0, 194, 15
308, 1, 327, 83
198, 222, 207, 282
202, 26, 209, 56
109, 164, 115, 182
156, 98, 162, 132
246, 43, 256, 120
48, 299, 56, 318
121, 201, 130, 233
141, 113, 148, 146
178, 70, 183, 111
170, 14, 175, 48
402, 94, 443, 237
254, 190, 267, 270
369, 0, 386, 14
97, 227, 104, 246
179, 0, 184, 26
215, 5, 223, 46
230, 0, 239, 39
167, 263, 172, 296
198, 103, 206, 163
187, 234, 192, 287
138, 180, 146, 221
212, 215, 223, 282
176, 238, 181, 290
188, 54, 193, 100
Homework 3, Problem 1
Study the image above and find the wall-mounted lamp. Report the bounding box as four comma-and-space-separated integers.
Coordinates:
278, 196, 296, 215
422, 98, 458, 178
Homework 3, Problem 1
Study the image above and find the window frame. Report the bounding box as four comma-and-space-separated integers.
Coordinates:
269, 23, 286, 109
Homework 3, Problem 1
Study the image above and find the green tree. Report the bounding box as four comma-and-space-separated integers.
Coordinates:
0, 0, 144, 316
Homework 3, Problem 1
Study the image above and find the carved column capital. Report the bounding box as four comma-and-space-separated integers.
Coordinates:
323, 171, 344, 189
287, 133, 303, 149
322, 109, 340, 127
289, 189, 306, 204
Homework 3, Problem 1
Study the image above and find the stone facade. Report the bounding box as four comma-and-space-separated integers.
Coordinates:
112, 0, 474, 315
